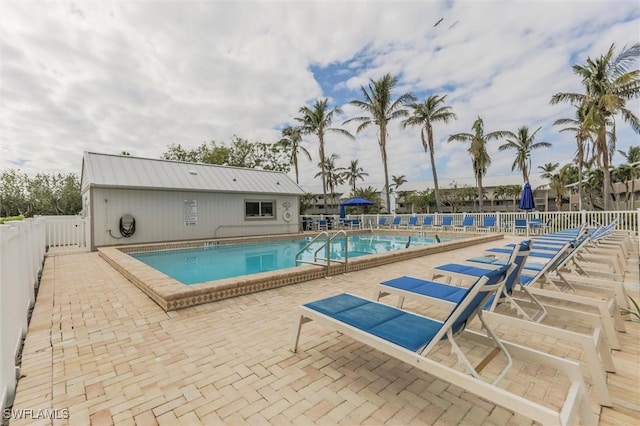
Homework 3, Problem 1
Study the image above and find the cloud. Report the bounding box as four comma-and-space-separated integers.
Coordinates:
1, 0, 638, 193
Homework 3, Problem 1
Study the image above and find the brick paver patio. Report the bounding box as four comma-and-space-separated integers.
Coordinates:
8, 236, 640, 425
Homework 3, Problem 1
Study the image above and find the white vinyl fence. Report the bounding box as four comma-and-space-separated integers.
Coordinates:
0, 218, 46, 413
38, 215, 91, 250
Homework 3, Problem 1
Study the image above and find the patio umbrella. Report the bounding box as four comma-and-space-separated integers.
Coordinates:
519, 182, 535, 211
341, 197, 374, 207
519, 182, 535, 236
340, 197, 374, 221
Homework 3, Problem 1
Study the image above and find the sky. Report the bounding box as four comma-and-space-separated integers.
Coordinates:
1, 0, 639, 190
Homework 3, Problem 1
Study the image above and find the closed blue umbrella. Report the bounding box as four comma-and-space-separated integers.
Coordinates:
339, 204, 346, 219
518, 182, 535, 211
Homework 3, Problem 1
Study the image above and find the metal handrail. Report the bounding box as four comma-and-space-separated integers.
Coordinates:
295, 230, 349, 277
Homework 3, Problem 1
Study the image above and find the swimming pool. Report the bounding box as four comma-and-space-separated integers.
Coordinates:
130, 234, 452, 284
99, 231, 504, 311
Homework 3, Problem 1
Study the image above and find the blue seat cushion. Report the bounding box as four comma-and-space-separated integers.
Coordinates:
467, 256, 507, 266
305, 294, 441, 352
435, 263, 495, 277
382, 276, 467, 303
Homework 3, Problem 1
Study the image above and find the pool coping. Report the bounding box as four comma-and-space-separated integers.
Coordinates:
98, 231, 505, 311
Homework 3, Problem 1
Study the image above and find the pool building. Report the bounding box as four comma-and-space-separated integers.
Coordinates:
80, 152, 305, 250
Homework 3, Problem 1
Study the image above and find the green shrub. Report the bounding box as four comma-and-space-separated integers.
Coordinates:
0, 214, 24, 224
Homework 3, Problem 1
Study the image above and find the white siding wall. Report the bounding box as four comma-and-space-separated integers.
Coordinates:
91, 188, 300, 248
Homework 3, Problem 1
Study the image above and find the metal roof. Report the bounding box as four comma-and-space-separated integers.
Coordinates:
81, 152, 305, 195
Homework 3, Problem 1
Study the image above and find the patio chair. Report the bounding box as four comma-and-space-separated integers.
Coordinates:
453, 215, 475, 232
376, 240, 615, 407
419, 215, 434, 229
292, 264, 595, 425
476, 216, 497, 232
316, 219, 328, 231
528, 218, 549, 235
390, 216, 402, 228
350, 219, 361, 229
463, 239, 626, 350
432, 215, 453, 231
377, 217, 388, 228
513, 218, 527, 234
400, 216, 418, 229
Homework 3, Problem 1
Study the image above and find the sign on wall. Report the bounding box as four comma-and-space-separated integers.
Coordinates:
184, 200, 197, 226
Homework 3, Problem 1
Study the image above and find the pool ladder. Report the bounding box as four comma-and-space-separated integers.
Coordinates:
295, 230, 348, 277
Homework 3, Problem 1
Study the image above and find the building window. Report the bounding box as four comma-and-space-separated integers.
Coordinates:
245, 200, 275, 219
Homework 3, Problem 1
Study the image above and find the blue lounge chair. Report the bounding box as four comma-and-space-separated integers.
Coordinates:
316, 219, 328, 231
293, 264, 595, 424
390, 216, 402, 228
465, 239, 626, 351
433, 215, 453, 231
454, 215, 474, 232
376, 240, 615, 407
477, 216, 496, 232
377, 217, 388, 228
514, 218, 527, 234
419, 216, 434, 229
401, 216, 418, 229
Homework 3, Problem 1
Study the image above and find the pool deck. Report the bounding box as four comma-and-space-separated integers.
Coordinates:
9, 236, 640, 425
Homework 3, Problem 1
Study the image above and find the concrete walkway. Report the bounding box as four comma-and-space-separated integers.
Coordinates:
9, 237, 640, 425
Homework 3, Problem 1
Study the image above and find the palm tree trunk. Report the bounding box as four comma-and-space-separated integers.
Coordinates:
379, 129, 391, 212
577, 163, 583, 210
599, 128, 613, 211
319, 134, 327, 210
476, 174, 484, 213
429, 150, 441, 213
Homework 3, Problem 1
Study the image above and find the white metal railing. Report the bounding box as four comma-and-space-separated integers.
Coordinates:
37, 215, 90, 250
300, 210, 640, 237
0, 218, 46, 413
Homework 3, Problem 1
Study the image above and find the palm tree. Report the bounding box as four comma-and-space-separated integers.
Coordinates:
343, 159, 369, 193
538, 162, 559, 180
550, 43, 640, 210
549, 164, 572, 211
297, 99, 354, 209
401, 95, 457, 212
277, 126, 311, 184
553, 105, 596, 211
314, 153, 345, 205
498, 126, 551, 183
390, 174, 407, 192
448, 117, 507, 212
344, 73, 416, 211
616, 146, 640, 208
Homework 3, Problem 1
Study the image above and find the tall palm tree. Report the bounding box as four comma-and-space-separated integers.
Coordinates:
553, 106, 596, 211
277, 126, 311, 184
297, 99, 354, 209
344, 73, 416, 212
401, 95, 457, 212
550, 43, 640, 210
498, 126, 551, 183
343, 159, 369, 193
448, 117, 507, 212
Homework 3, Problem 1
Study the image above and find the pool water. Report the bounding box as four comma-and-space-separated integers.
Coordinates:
131, 234, 452, 284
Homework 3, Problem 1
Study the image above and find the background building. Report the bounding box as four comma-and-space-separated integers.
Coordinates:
81, 152, 304, 249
